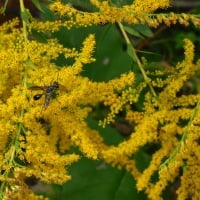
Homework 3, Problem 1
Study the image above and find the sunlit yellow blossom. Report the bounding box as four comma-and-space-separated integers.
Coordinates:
29, 0, 200, 33
97, 35, 200, 198
132, 0, 170, 14
137, 148, 169, 191
1, 0, 200, 199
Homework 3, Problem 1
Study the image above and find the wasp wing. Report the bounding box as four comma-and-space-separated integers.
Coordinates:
28, 86, 47, 91
58, 84, 67, 91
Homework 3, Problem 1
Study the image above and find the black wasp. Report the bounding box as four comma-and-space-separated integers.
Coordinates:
29, 81, 59, 110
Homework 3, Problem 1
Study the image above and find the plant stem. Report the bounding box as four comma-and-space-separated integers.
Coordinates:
159, 99, 200, 169
118, 22, 157, 97
19, 0, 29, 88
0, 0, 29, 197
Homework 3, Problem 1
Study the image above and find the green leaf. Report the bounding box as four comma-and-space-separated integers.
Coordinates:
110, 0, 133, 7
133, 24, 153, 38
0, 7, 5, 14
126, 43, 136, 62
53, 24, 132, 81
115, 173, 146, 200
31, 0, 44, 12
123, 25, 144, 39
32, 30, 48, 43
0, 0, 8, 14
25, 58, 34, 69
134, 148, 151, 171
49, 158, 144, 200
86, 117, 124, 146
20, 10, 30, 23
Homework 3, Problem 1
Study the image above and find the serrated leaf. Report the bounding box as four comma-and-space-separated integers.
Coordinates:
31, 0, 44, 12
123, 25, 144, 39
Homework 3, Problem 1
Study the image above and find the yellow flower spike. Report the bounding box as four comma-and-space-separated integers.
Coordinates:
137, 148, 172, 192
46, 0, 173, 29
29, 1, 200, 32
126, 111, 144, 124
133, 0, 170, 13
24, 128, 80, 184
70, 124, 100, 159
79, 34, 96, 64
2, 1, 200, 199
183, 38, 194, 63
98, 74, 145, 127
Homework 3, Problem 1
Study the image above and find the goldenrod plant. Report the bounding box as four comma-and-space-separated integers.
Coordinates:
1, 0, 200, 199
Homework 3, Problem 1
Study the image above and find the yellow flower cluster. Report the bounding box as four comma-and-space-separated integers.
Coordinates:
27, 1, 200, 42
48, 0, 170, 28
105, 39, 200, 199
42, 0, 200, 31
1, 0, 200, 199
0, 17, 134, 198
